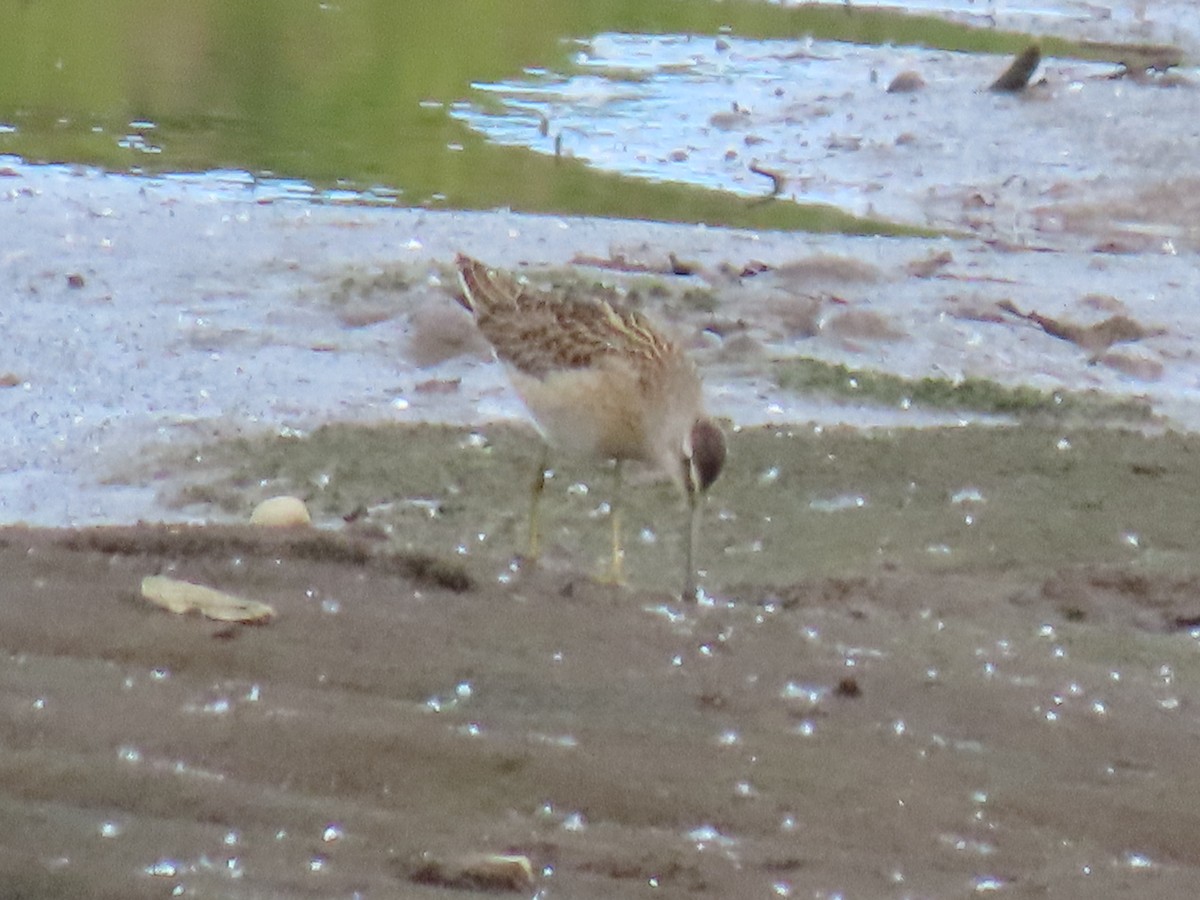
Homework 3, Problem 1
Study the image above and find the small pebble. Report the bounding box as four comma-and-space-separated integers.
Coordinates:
408, 853, 534, 892
887, 70, 926, 94
250, 495, 312, 527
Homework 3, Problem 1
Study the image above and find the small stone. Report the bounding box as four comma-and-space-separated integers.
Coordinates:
250, 496, 312, 527
887, 70, 926, 93
990, 45, 1041, 92
1080, 293, 1127, 314
824, 309, 906, 342
709, 108, 748, 131
66, 273, 85, 289
1097, 351, 1164, 381
717, 332, 765, 361
836, 676, 862, 698
414, 377, 461, 395
408, 853, 534, 893
407, 303, 490, 367
775, 254, 881, 285
906, 251, 953, 278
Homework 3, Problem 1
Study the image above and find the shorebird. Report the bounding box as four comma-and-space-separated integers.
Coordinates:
454, 253, 726, 600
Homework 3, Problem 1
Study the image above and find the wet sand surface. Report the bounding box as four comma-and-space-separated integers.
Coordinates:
7, 418, 1200, 897
5, 521, 1200, 899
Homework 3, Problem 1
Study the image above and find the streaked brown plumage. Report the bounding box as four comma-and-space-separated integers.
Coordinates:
454, 253, 725, 600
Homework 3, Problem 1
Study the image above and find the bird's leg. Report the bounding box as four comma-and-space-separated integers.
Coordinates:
525, 445, 549, 562
600, 460, 625, 585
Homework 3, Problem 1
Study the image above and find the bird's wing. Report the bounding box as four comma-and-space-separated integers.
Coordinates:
455, 254, 679, 384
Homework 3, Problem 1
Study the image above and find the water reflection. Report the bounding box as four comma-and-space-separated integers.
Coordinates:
0, 0, 1029, 230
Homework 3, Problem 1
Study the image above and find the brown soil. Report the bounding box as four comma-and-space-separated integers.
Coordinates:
5, 523, 1200, 898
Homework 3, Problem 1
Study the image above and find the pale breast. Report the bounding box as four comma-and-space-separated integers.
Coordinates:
509, 359, 654, 462
508, 348, 704, 477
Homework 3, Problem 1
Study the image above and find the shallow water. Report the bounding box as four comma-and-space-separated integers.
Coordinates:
0, 0, 956, 229
1, 0, 1190, 228
460, 29, 1200, 238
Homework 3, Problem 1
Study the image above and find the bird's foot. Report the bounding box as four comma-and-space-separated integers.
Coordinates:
594, 553, 625, 587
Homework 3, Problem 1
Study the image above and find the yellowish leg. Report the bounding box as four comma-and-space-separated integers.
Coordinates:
526, 446, 548, 562
600, 460, 625, 585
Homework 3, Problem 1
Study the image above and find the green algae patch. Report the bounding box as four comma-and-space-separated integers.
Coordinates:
775, 358, 1154, 422
168, 420, 1200, 596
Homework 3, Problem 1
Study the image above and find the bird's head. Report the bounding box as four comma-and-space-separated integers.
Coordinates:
683, 417, 726, 503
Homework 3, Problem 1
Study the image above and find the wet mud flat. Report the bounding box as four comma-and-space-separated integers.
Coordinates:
7, 424, 1200, 897
5, 155, 1200, 900
6, 10, 1200, 895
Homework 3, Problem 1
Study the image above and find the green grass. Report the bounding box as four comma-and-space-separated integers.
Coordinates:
775, 357, 1154, 421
